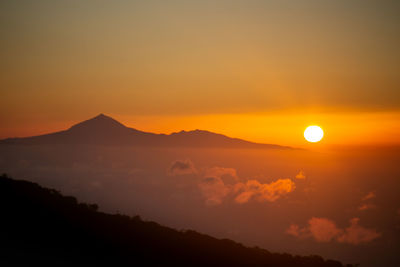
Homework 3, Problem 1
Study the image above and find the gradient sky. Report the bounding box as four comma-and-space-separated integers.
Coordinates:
1, 0, 399, 146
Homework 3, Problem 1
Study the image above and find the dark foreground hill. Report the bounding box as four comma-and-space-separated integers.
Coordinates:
0, 174, 353, 267
0, 114, 290, 149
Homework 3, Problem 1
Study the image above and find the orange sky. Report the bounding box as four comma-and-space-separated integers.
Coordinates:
1, 1, 399, 146
118, 111, 400, 147
2, 111, 399, 148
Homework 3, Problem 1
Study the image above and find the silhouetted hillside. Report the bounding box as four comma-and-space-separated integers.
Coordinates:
0, 174, 354, 267
0, 114, 290, 149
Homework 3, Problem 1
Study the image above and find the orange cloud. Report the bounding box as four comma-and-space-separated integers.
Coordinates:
362, 192, 376, 201
308, 217, 343, 242
358, 204, 376, 211
286, 224, 300, 237
198, 176, 230, 206
197, 167, 240, 205
198, 170, 295, 205
358, 191, 377, 211
169, 161, 297, 206
234, 188, 253, 204
287, 217, 381, 245
286, 224, 309, 239
204, 167, 238, 184
234, 179, 295, 204
295, 170, 306, 179
337, 218, 381, 245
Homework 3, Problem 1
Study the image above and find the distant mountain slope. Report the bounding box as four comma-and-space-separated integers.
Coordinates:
0, 174, 351, 266
0, 114, 290, 149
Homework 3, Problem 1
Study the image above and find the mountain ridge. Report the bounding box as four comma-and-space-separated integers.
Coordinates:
0, 174, 352, 266
0, 114, 292, 149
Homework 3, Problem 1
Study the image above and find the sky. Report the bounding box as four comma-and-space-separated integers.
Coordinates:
1, 0, 399, 146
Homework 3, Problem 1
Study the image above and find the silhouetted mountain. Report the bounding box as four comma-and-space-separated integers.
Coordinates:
0, 174, 353, 267
0, 114, 290, 149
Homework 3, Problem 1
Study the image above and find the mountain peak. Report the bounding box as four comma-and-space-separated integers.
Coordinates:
68, 114, 127, 132
93, 113, 115, 121
95, 113, 107, 118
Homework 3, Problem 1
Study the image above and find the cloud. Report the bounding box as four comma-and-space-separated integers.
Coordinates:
287, 217, 381, 245
362, 191, 376, 201
234, 178, 295, 204
197, 167, 296, 205
295, 170, 306, 179
204, 167, 238, 184
337, 218, 381, 245
168, 159, 197, 176
308, 217, 343, 242
197, 167, 239, 205
358, 191, 376, 211
286, 224, 309, 238
234, 189, 254, 204
358, 203, 376, 211
286, 224, 300, 237
168, 162, 296, 206
198, 176, 230, 205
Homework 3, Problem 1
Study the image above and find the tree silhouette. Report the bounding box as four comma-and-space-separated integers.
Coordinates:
0, 174, 355, 266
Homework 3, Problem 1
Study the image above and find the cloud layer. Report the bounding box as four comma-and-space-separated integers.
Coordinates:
168, 160, 298, 206
287, 217, 381, 245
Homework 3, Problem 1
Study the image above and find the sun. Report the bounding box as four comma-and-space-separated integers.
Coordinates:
304, 125, 324, 143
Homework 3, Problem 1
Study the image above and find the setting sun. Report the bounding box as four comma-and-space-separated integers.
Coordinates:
304, 126, 324, 143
